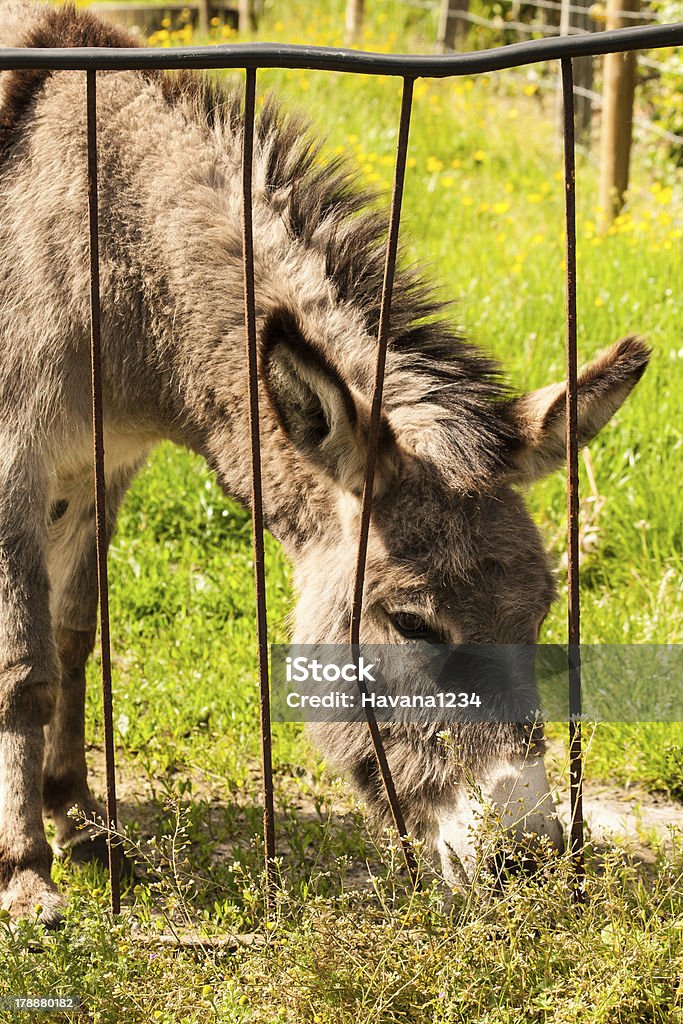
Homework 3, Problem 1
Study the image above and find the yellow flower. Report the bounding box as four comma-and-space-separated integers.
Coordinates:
461, 195, 474, 207
594, 296, 605, 307
527, 193, 543, 204
441, 175, 455, 188
493, 201, 510, 215
426, 156, 444, 173
473, 149, 486, 163
451, 158, 462, 169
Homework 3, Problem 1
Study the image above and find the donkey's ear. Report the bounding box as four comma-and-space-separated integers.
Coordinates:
505, 336, 650, 483
261, 307, 397, 495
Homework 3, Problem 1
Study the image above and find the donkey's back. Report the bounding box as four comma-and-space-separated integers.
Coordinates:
0, 1, 41, 53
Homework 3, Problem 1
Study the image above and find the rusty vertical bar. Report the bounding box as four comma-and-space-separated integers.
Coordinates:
241, 67, 276, 900
86, 69, 121, 914
561, 57, 585, 888
350, 78, 419, 887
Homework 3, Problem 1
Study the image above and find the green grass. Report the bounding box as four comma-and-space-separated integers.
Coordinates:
2, 1, 682, 1020
2, 842, 683, 1023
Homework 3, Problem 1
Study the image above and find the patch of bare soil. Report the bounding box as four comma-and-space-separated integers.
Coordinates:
555, 780, 681, 865
542, 738, 681, 867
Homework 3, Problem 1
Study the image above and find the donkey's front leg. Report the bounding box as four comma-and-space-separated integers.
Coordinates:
42, 625, 104, 861
0, 463, 64, 926
43, 465, 141, 870
0, 728, 64, 925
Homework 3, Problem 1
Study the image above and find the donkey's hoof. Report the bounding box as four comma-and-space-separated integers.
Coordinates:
64, 834, 137, 879
1, 873, 66, 930
36, 895, 66, 931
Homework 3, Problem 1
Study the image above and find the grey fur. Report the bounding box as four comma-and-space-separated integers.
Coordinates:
0, 0, 649, 921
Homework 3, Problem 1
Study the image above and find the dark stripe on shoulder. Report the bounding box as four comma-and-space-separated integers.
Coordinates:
0, 3, 138, 161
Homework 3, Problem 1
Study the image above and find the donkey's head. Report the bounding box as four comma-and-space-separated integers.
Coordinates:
262, 309, 649, 883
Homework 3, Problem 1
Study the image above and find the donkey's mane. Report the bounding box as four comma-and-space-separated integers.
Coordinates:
178, 76, 516, 484
1, 2, 516, 486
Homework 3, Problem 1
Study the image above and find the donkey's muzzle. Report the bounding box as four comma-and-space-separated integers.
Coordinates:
436, 755, 564, 888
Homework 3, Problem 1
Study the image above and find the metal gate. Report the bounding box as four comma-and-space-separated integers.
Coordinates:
3, 19, 682, 913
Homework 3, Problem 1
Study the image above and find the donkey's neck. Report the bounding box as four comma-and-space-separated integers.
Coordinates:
116, 82, 341, 555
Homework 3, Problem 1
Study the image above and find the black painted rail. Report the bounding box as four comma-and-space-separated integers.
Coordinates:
0, 22, 681, 71
3, 22, 679, 913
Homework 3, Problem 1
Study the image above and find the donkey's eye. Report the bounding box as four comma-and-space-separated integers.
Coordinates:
390, 611, 439, 642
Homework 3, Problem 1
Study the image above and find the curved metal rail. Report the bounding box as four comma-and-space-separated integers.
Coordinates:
0, 21, 681, 72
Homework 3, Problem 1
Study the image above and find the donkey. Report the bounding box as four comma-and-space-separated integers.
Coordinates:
0, 0, 649, 925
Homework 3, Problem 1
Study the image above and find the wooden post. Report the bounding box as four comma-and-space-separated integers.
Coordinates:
197, 0, 210, 34
559, 0, 594, 143
437, 0, 469, 51
599, 0, 641, 220
239, 0, 257, 34
345, 0, 364, 45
